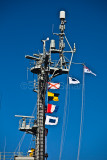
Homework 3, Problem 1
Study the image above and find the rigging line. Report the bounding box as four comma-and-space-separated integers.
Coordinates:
28, 135, 33, 150
59, 74, 69, 160
27, 67, 29, 80
49, 58, 61, 81
10, 132, 26, 160
17, 133, 26, 152
11, 90, 37, 159
69, 52, 74, 72
28, 99, 37, 127
61, 82, 70, 156
61, 71, 71, 156
3, 137, 6, 160
18, 133, 26, 152
17, 102, 37, 154
18, 102, 37, 152
59, 48, 74, 160
64, 34, 74, 72
64, 55, 69, 62
28, 101, 37, 149
64, 35, 73, 51
72, 62, 84, 65
52, 24, 54, 34
0, 93, 2, 110
64, 82, 70, 143
45, 136, 47, 153
77, 66, 85, 160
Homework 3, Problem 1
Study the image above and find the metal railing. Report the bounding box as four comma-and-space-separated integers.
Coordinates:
0, 152, 23, 160
19, 119, 35, 129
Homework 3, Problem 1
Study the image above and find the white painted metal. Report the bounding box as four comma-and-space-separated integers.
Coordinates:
59, 11, 65, 19
50, 40, 55, 49
15, 115, 34, 119
14, 157, 34, 160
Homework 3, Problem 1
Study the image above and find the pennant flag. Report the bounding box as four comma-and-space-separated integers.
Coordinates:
84, 66, 96, 76
69, 77, 80, 84
45, 115, 58, 125
48, 82, 60, 89
45, 128, 48, 136
45, 104, 59, 113
48, 92, 59, 101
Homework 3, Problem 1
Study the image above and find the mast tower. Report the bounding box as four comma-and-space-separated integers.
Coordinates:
15, 11, 76, 160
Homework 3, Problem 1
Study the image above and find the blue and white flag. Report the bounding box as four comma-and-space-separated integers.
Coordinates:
69, 77, 80, 84
45, 115, 58, 125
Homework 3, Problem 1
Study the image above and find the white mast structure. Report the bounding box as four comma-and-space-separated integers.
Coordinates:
15, 11, 76, 160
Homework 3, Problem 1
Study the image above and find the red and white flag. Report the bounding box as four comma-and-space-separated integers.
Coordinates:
46, 104, 59, 113
84, 66, 96, 76
48, 82, 60, 89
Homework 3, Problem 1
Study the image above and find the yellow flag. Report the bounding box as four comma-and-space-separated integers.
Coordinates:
48, 92, 54, 97
53, 96, 59, 101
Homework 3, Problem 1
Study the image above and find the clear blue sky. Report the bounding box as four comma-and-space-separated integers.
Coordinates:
0, 0, 107, 160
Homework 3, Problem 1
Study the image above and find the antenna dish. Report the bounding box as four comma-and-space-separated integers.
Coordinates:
15, 115, 34, 119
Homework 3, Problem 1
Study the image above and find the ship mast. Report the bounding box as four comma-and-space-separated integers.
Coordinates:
35, 38, 49, 160
34, 12, 66, 160
15, 11, 76, 160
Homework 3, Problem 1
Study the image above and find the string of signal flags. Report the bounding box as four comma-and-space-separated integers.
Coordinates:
45, 65, 96, 126
45, 82, 60, 125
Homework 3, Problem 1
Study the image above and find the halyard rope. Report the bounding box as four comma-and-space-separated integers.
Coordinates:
77, 66, 85, 160
64, 83, 70, 144
59, 35, 74, 160
59, 74, 69, 160
59, 61, 85, 160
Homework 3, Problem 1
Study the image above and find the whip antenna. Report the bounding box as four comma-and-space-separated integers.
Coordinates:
27, 67, 29, 80
52, 24, 54, 34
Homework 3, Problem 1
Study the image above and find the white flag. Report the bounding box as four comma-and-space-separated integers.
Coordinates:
45, 115, 58, 125
84, 66, 96, 76
69, 77, 80, 84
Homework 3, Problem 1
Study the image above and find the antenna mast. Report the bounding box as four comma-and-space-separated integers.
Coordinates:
16, 11, 76, 160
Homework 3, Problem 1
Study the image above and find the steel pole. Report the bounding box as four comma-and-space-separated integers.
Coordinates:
35, 72, 48, 160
